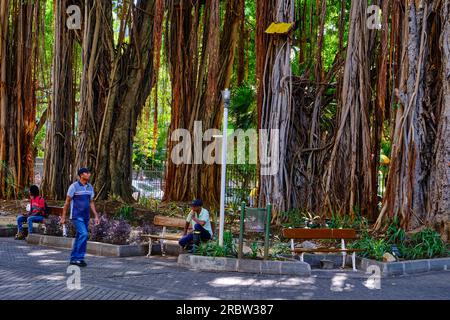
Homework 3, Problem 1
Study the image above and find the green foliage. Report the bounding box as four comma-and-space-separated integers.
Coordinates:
400, 228, 448, 260
350, 230, 388, 261
114, 205, 134, 222
351, 222, 448, 261
248, 242, 261, 259
138, 197, 159, 211
270, 242, 291, 257
280, 209, 320, 228
386, 216, 406, 244
0, 162, 16, 199
108, 193, 123, 203
230, 84, 257, 130
326, 213, 369, 230
195, 231, 237, 258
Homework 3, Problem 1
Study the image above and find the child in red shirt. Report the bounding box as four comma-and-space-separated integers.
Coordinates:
15, 185, 46, 240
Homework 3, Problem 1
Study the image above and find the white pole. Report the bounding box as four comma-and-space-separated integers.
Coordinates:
219, 89, 230, 247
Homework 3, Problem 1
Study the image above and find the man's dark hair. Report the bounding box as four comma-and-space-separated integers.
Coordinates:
191, 199, 203, 207
29, 185, 40, 197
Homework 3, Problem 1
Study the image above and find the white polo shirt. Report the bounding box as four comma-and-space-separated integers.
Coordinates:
186, 208, 213, 236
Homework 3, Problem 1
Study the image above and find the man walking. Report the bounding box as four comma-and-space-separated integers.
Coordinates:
61, 168, 100, 267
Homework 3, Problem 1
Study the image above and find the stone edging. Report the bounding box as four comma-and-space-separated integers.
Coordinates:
177, 254, 311, 276
0, 226, 16, 237
358, 257, 450, 277
26, 234, 148, 257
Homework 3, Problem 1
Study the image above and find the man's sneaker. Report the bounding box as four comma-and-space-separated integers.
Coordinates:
15, 232, 26, 240
70, 260, 87, 267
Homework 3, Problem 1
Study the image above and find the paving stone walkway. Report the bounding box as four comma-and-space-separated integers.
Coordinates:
0, 238, 449, 300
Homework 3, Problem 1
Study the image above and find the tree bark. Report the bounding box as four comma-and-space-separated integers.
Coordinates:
163, 0, 241, 209
42, 0, 76, 200
259, 0, 295, 216
74, 0, 113, 178
0, 0, 40, 198
324, 0, 374, 218
94, 0, 156, 202
428, 0, 450, 241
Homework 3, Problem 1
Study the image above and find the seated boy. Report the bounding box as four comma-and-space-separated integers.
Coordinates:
15, 185, 46, 240
179, 199, 213, 251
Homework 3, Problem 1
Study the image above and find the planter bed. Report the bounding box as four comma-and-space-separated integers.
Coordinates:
178, 254, 311, 276
26, 234, 148, 257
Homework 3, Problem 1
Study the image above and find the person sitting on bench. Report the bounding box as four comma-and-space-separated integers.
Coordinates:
15, 185, 46, 240
179, 199, 213, 251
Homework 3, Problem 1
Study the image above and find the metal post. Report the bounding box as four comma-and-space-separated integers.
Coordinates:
264, 203, 272, 260
219, 89, 230, 247
238, 202, 246, 259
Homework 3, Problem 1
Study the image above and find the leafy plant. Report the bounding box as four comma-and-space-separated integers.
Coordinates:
106, 219, 132, 245
386, 216, 405, 244
350, 230, 388, 261
400, 228, 448, 260
138, 197, 159, 211
89, 215, 111, 242
115, 205, 134, 221
44, 215, 63, 236
249, 242, 260, 259
108, 193, 123, 202
195, 231, 237, 258
270, 242, 291, 256
326, 213, 368, 230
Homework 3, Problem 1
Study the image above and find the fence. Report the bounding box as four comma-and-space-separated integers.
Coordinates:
34, 159, 257, 205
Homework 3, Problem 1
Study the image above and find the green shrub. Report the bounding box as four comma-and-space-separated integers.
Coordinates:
400, 228, 448, 260
115, 205, 134, 221
350, 230, 388, 261
249, 242, 260, 259
327, 213, 368, 230
195, 231, 237, 258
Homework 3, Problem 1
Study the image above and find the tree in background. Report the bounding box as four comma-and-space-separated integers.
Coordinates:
0, 0, 42, 198
163, 0, 242, 209
42, 0, 76, 200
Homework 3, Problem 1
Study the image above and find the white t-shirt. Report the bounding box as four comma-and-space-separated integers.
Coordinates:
186, 208, 213, 236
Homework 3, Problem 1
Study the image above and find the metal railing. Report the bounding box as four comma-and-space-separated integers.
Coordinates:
34, 159, 257, 204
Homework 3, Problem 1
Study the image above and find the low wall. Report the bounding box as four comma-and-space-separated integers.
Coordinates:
178, 254, 311, 276
27, 234, 148, 257
357, 257, 450, 277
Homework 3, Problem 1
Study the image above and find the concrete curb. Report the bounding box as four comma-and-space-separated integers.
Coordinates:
177, 254, 311, 276
26, 234, 148, 257
0, 226, 40, 237
0, 226, 16, 237
357, 257, 450, 277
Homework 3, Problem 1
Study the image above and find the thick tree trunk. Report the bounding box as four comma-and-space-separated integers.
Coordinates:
74, 0, 113, 178
259, 0, 295, 216
323, 0, 374, 218
0, 0, 10, 196
428, 0, 450, 241
0, 0, 39, 198
163, 0, 240, 209
42, 0, 76, 200
94, 0, 156, 202
375, 0, 449, 234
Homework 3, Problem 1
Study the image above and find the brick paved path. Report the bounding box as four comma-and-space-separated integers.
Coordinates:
0, 238, 449, 300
